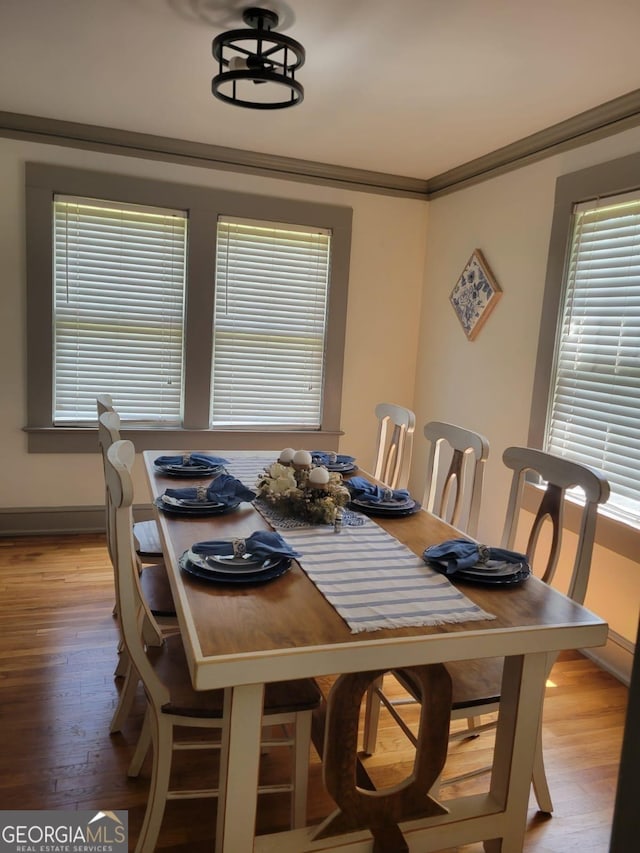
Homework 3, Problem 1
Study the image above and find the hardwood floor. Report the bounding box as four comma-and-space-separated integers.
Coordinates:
0, 533, 628, 852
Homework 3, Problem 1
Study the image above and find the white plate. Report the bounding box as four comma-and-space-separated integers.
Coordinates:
353, 497, 414, 511
187, 549, 268, 574
162, 495, 223, 509
459, 561, 526, 578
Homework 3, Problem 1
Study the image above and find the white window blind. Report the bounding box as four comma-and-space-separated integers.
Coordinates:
212, 217, 331, 427
53, 196, 186, 424
545, 192, 640, 526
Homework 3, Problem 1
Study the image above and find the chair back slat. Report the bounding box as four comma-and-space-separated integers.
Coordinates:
98, 411, 121, 458
373, 403, 415, 490
423, 421, 489, 537
525, 482, 563, 586
437, 447, 467, 527
98, 411, 122, 565
96, 393, 114, 418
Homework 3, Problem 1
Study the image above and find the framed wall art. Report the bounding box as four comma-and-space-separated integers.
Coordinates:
450, 249, 502, 340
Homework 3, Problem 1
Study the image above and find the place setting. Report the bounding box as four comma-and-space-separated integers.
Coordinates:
310, 450, 358, 475
155, 472, 257, 517
345, 476, 421, 517
423, 538, 531, 586
153, 452, 228, 478
179, 531, 301, 585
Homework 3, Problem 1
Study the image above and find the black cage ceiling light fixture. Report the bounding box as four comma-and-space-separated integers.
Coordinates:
212, 7, 305, 110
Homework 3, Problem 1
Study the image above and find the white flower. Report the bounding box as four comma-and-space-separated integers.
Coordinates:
268, 462, 290, 478
270, 470, 297, 494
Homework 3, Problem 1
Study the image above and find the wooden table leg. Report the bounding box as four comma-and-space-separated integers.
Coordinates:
314, 664, 452, 852
215, 683, 265, 853
483, 652, 549, 853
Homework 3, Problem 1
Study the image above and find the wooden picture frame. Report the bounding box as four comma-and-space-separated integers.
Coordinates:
450, 249, 502, 340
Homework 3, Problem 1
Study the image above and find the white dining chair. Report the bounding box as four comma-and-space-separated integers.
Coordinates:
438, 447, 610, 811
98, 411, 177, 737
362, 420, 490, 756
105, 439, 322, 852
95, 395, 163, 562
368, 446, 610, 814
98, 412, 175, 610
372, 403, 416, 490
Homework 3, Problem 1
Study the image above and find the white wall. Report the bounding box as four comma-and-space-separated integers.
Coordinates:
0, 137, 427, 508
410, 125, 640, 661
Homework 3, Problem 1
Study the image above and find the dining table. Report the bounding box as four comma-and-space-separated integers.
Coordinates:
143, 449, 608, 853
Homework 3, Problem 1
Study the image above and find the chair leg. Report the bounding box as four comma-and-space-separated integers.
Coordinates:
110, 664, 139, 733
215, 690, 233, 853
291, 712, 312, 829
135, 712, 173, 853
532, 724, 553, 813
114, 641, 128, 678
461, 714, 481, 739
362, 677, 384, 755
128, 705, 152, 777
141, 612, 164, 647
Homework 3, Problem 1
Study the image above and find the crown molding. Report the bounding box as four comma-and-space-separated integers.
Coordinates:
3, 88, 640, 200
0, 111, 429, 200
425, 87, 640, 197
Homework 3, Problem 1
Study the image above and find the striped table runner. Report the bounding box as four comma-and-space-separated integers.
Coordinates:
225, 454, 495, 633
225, 455, 271, 488
281, 522, 495, 633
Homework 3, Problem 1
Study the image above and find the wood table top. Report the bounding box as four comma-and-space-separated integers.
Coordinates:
144, 451, 608, 690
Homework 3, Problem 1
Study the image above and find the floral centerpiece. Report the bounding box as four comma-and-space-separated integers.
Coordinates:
256, 450, 351, 525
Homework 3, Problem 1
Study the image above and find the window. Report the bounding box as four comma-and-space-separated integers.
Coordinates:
212, 218, 331, 428
26, 164, 352, 451
53, 197, 186, 424
530, 151, 640, 546
545, 192, 640, 526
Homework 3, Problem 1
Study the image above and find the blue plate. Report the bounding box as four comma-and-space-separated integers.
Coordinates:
426, 560, 531, 586
349, 499, 421, 517
154, 463, 225, 478
179, 551, 291, 584
329, 462, 358, 474
311, 453, 357, 474
154, 496, 241, 516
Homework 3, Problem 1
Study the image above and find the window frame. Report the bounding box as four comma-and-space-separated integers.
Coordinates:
25, 163, 352, 452
529, 149, 640, 557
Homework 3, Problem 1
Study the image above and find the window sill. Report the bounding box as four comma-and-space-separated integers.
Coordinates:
25, 426, 343, 454
523, 481, 638, 563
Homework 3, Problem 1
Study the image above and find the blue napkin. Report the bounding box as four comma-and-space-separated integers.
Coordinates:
346, 476, 410, 504
311, 451, 355, 466
191, 531, 301, 560
155, 453, 228, 469
164, 473, 256, 505
423, 538, 527, 576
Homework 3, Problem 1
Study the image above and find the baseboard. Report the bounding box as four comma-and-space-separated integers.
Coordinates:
0, 504, 156, 536
583, 629, 634, 686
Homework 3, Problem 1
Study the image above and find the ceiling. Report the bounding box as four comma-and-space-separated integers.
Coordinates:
3, 0, 640, 181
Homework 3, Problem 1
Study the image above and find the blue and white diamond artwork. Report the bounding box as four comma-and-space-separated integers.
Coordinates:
450, 249, 502, 340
